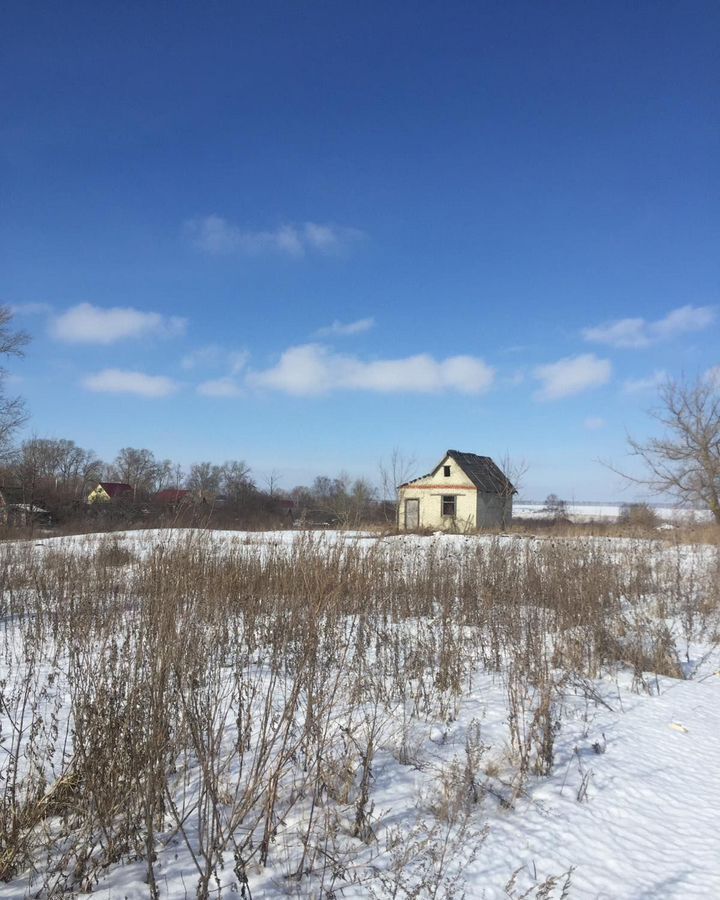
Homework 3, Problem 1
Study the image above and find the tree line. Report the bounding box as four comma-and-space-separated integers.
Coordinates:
1, 307, 719, 526
0, 438, 394, 528
0, 310, 400, 528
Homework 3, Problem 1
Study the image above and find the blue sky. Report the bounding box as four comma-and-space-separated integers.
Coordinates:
1, 1, 718, 498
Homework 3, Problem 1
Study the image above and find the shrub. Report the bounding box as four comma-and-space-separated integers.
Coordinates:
618, 502, 660, 529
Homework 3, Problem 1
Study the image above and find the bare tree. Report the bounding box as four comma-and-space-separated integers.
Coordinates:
346, 477, 378, 525
544, 493, 567, 517
54, 439, 103, 494
0, 307, 29, 456
378, 448, 417, 524
497, 451, 528, 529
187, 461, 224, 499
310, 473, 351, 524
169, 462, 186, 490
111, 447, 161, 498
302, 472, 378, 526
19, 438, 101, 496
221, 460, 254, 501
6, 437, 102, 515
617, 374, 720, 524
152, 458, 175, 492
264, 468, 281, 497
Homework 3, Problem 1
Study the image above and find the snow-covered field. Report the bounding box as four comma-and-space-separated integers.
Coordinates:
514, 501, 714, 524
0, 529, 719, 899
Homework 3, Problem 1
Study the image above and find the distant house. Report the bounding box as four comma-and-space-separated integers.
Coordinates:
6, 503, 51, 527
1, 490, 50, 526
398, 450, 515, 531
87, 482, 133, 503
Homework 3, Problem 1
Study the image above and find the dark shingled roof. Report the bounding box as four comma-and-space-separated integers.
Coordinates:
441, 451, 516, 494
400, 450, 516, 494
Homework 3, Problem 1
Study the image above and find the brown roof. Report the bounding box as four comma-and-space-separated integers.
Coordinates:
153, 489, 190, 503
98, 482, 132, 498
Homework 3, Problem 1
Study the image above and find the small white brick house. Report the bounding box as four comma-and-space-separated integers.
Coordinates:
398, 450, 515, 531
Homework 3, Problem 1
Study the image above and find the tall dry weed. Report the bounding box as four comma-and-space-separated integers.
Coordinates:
0, 529, 716, 896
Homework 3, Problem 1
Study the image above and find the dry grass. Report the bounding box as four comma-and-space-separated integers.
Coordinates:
0, 529, 718, 897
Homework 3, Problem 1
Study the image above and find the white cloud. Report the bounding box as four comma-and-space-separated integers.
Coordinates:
247, 344, 495, 396
52, 303, 186, 344
705, 366, 720, 388
583, 305, 715, 349
652, 305, 715, 340
533, 353, 612, 401
582, 317, 648, 349
315, 317, 375, 337
584, 416, 606, 430
82, 369, 178, 398
622, 370, 667, 393
181, 345, 249, 373
196, 376, 244, 398
185, 215, 363, 258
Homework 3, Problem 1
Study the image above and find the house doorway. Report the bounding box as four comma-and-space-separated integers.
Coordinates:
405, 498, 419, 529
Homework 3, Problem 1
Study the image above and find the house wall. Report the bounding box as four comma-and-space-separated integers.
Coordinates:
477, 492, 513, 528
398, 454, 477, 530
87, 485, 110, 503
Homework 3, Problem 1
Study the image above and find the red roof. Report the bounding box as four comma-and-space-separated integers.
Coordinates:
99, 482, 132, 497
153, 489, 190, 503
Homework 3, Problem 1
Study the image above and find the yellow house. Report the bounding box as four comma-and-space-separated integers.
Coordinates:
398, 450, 515, 531
87, 482, 133, 503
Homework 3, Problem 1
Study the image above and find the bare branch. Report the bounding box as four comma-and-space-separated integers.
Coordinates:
612, 374, 720, 524
0, 307, 30, 455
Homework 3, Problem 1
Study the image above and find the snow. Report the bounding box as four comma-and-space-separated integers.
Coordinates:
514, 502, 714, 524
470, 666, 720, 898
1, 528, 719, 898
